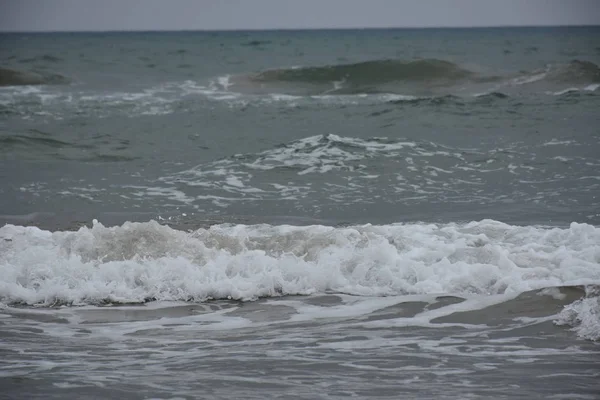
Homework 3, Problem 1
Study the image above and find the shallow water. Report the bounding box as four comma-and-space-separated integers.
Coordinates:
1, 220, 599, 398
2, 290, 600, 400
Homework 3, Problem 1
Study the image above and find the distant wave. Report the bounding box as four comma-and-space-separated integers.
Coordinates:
0, 66, 69, 87
227, 58, 600, 97
225, 58, 478, 96
250, 58, 473, 86
241, 40, 272, 47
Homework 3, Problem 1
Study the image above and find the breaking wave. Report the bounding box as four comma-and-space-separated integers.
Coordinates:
1, 220, 598, 309
555, 286, 600, 341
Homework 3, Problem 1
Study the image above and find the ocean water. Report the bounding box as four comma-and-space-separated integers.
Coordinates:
1, 27, 600, 399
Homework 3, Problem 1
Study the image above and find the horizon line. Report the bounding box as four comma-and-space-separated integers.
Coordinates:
1, 23, 599, 34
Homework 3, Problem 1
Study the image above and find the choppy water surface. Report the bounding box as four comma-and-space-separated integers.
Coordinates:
1, 27, 599, 399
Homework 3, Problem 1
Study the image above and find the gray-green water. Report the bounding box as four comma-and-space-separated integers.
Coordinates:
1, 27, 600, 227
1, 27, 599, 399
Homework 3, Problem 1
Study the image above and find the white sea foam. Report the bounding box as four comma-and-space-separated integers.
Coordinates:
159, 134, 429, 204
0, 85, 43, 95
551, 83, 600, 95
126, 186, 196, 206
542, 139, 577, 146
583, 83, 600, 91
553, 87, 580, 96
511, 72, 547, 86
217, 75, 232, 90
225, 175, 245, 188
554, 287, 600, 341
176, 134, 418, 181
152, 133, 599, 213
0, 220, 598, 317
242, 134, 417, 175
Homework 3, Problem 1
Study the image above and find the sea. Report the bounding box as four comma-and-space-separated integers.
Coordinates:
1, 26, 599, 399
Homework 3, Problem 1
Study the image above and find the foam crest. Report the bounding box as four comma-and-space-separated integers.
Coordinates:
169, 134, 421, 181
555, 286, 600, 341
244, 134, 417, 173
1, 220, 598, 307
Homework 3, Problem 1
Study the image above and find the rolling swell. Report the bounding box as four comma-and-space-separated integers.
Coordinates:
251, 59, 473, 86
230, 58, 600, 97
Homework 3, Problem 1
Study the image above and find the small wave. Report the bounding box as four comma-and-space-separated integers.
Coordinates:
550, 83, 600, 97
474, 91, 509, 99
0, 130, 138, 162
510, 72, 547, 86
160, 133, 463, 208
89, 154, 139, 162
552, 87, 581, 96
0, 66, 69, 87
241, 40, 272, 47
390, 92, 509, 107
18, 54, 63, 64
167, 49, 187, 55
389, 94, 464, 106
0, 134, 72, 149
174, 134, 418, 179
0, 220, 598, 311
